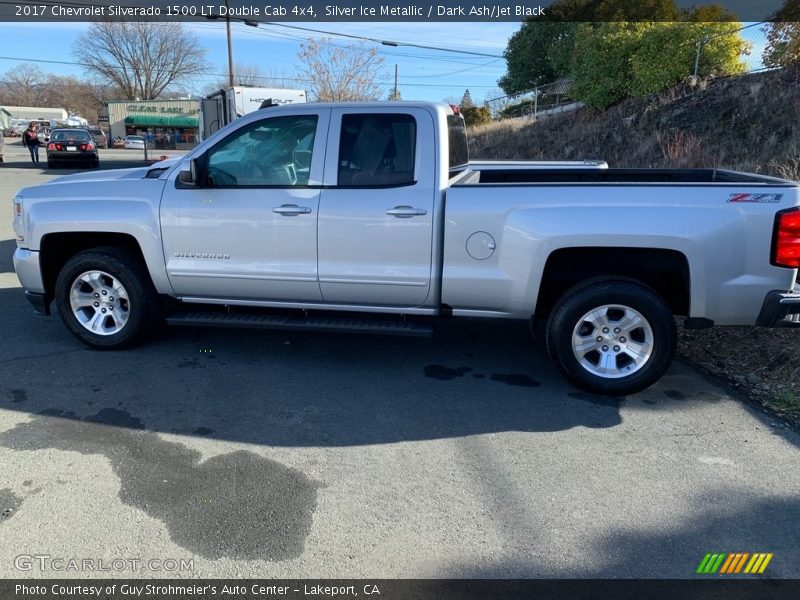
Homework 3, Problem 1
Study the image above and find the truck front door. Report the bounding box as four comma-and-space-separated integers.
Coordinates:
160, 110, 329, 302
317, 108, 437, 307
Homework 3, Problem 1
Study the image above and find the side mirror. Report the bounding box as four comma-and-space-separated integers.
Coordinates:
178, 159, 198, 186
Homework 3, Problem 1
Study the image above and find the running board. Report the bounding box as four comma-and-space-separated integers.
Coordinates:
165, 311, 433, 337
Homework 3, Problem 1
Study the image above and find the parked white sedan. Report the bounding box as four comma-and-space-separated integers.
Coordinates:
123, 135, 145, 150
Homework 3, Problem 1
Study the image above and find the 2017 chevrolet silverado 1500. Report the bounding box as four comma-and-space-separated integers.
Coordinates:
12, 102, 800, 395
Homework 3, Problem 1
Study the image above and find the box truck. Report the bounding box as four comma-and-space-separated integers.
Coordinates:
201, 86, 307, 139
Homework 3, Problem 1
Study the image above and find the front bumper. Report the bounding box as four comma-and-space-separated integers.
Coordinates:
756, 291, 800, 327
47, 151, 97, 162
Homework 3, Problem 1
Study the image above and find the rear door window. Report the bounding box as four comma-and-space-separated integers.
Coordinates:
337, 114, 416, 187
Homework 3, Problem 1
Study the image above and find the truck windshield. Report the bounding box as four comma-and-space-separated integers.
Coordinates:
448, 115, 468, 175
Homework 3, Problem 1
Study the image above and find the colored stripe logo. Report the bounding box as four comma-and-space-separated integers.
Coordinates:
696, 552, 773, 574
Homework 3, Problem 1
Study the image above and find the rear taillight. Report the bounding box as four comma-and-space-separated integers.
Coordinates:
772, 208, 800, 268
47, 143, 55, 151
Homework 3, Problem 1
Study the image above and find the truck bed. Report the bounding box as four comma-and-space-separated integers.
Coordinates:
456, 168, 791, 186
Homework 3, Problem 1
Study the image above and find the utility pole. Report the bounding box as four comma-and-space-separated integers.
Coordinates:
224, 0, 235, 87
393, 64, 398, 100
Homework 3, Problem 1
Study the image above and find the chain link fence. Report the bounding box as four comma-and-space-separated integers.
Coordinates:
694, 21, 769, 79
486, 79, 581, 120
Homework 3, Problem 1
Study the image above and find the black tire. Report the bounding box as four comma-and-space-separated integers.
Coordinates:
47, 159, 54, 168
54, 247, 161, 349
545, 280, 676, 396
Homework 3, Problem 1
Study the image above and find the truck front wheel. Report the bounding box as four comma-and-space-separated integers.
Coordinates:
54, 247, 160, 349
546, 281, 676, 396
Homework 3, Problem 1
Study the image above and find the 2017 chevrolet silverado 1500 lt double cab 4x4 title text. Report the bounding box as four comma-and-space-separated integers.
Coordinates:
11, 102, 800, 395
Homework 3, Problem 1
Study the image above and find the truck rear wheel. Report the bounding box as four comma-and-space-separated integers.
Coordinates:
54, 247, 160, 349
546, 280, 676, 396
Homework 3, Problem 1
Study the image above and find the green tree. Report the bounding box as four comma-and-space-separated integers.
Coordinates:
569, 23, 645, 108
460, 89, 475, 109
763, 0, 800, 68
499, 22, 576, 94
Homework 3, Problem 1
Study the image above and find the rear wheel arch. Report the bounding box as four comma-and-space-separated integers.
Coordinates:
534, 247, 691, 321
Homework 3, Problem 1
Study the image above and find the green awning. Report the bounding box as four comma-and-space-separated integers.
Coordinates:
124, 115, 198, 128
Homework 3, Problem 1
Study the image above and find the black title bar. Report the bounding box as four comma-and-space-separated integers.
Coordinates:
4, 579, 800, 600
0, 0, 789, 22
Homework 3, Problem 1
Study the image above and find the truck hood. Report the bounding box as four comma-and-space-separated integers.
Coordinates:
40, 157, 181, 185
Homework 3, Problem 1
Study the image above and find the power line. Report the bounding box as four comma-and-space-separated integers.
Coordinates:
259, 22, 505, 58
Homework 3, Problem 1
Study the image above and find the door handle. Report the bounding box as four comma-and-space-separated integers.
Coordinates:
273, 204, 312, 216
385, 206, 428, 218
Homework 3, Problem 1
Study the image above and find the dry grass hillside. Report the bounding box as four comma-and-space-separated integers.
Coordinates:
470, 66, 800, 426
470, 66, 800, 179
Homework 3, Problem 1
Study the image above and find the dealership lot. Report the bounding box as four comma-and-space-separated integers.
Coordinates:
0, 147, 799, 579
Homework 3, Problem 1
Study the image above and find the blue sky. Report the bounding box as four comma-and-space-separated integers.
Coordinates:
0, 21, 522, 104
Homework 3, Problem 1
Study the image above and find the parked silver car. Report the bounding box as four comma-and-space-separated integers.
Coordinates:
123, 135, 145, 150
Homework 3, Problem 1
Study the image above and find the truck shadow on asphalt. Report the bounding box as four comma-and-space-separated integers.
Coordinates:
0, 311, 626, 446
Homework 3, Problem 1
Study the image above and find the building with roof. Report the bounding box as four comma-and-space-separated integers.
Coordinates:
105, 99, 201, 147
1, 106, 68, 121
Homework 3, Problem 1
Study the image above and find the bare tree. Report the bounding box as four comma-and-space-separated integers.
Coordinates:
40, 76, 116, 123
73, 21, 207, 100
203, 63, 291, 95
297, 39, 385, 101
0, 63, 47, 106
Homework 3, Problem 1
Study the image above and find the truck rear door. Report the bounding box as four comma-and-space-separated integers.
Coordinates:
318, 107, 437, 307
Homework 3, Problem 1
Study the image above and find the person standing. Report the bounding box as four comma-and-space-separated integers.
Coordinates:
22, 123, 40, 165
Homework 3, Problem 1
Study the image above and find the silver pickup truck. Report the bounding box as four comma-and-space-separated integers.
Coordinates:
11, 101, 800, 395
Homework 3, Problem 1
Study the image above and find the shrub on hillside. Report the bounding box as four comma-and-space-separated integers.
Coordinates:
631, 22, 748, 96
569, 22, 748, 109
462, 105, 492, 127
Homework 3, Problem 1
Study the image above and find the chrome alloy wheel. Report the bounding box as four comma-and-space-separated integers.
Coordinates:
69, 270, 130, 335
571, 304, 654, 379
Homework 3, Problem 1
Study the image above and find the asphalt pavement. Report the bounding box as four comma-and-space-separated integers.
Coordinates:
0, 140, 799, 579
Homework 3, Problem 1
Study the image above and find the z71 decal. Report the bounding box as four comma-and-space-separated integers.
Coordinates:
727, 193, 783, 203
